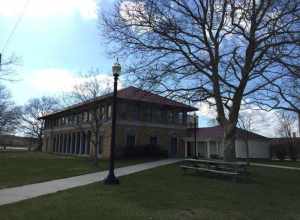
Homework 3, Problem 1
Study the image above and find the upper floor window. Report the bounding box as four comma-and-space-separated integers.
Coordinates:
107, 104, 112, 119
83, 111, 88, 122
152, 108, 160, 122
87, 111, 90, 121
167, 111, 173, 123
101, 106, 105, 120
161, 110, 167, 122
145, 107, 152, 121
173, 112, 179, 123
178, 112, 183, 123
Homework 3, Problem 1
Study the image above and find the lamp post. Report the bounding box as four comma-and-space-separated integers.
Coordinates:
194, 112, 197, 159
104, 60, 121, 185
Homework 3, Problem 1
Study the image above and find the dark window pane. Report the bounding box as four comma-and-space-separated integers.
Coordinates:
150, 136, 158, 145
126, 135, 135, 146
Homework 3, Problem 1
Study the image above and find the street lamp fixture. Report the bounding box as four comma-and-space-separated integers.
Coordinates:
104, 60, 121, 185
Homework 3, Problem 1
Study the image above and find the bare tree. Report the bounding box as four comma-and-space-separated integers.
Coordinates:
21, 97, 60, 151
101, 0, 300, 161
276, 111, 298, 160
68, 70, 112, 164
255, 70, 300, 135
0, 54, 20, 82
0, 85, 21, 136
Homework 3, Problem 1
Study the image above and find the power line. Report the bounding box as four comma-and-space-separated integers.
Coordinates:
1, 0, 30, 53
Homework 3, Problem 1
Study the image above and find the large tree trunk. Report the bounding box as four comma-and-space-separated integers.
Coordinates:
223, 124, 236, 162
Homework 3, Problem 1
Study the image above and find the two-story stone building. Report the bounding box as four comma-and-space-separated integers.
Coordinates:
40, 86, 197, 158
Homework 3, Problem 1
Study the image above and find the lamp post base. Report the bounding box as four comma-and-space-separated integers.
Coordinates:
104, 172, 120, 185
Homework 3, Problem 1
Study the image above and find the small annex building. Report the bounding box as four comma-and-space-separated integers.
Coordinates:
184, 126, 271, 159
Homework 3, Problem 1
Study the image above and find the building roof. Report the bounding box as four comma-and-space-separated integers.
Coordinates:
187, 126, 269, 140
271, 137, 300, 146
40, 86, 197, 119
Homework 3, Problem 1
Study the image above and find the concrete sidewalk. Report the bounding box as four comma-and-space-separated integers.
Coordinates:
251, 163, 300, 171
0, 159, 181, 206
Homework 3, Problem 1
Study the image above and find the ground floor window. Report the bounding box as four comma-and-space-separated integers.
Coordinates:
197, 142, 207, 158
170, 137, 177, 156
126, 135, 135, 146
150, 136, 158, 145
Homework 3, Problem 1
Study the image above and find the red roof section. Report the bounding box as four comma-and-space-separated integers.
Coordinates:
40, 86, 197, 119
187, 126, 269, 140
116, 86, 197, 110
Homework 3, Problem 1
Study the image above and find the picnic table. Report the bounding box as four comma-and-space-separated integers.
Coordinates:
180, 158, 249, 180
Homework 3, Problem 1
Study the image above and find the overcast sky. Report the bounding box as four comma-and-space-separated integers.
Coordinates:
0, 0, 297, 137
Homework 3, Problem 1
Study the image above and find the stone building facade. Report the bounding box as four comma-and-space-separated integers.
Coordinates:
40, 86, 197, 159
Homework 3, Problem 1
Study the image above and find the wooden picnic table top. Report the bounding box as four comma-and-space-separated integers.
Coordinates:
184, 158, 248, 166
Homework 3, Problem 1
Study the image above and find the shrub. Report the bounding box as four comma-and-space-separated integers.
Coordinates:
210, 154, 220, 160
122, 144, 168, 159
272, 145, 287, 161
289, 145, 298, 161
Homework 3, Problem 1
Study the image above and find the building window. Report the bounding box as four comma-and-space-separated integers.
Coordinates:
84, 111, 88, 122
152, 108, 160, 122
107, 105, 112, 119
126, 135, 135, 146
174, 112, 179, 122
87, 111, 90, 121
168, 111, 173, 123
150, 136, 158, 145
178, 112, 183, 124
161, 110, 167, 122
145, 107, 152, 121
101, 106, 105, 120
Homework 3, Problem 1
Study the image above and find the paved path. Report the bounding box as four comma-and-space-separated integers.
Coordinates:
251, 163, 300, 171
0, 159, 181, 206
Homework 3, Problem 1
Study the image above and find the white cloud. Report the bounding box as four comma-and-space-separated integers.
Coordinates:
195, 99, 217, 119
194, 100, 294, 138
27, 68, 114, 94
0, 0, 98, 19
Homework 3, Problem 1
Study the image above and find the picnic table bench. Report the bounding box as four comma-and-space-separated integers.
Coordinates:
180, 159, 248, 181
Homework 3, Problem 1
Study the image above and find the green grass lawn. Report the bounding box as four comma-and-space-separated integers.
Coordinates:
0, 151, 154, 189
1, 164, 300, 220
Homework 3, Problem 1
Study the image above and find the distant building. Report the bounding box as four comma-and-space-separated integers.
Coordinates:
0, 135, 38, 150
39, 86, 271, 159
270, 137, 300, 158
